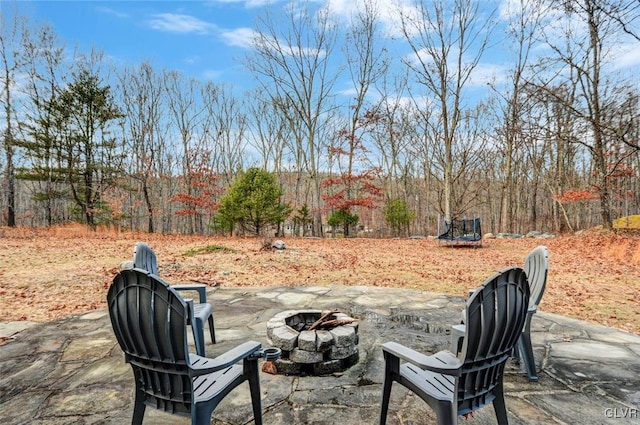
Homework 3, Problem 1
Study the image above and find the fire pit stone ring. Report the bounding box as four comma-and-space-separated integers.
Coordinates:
266, 309, 359, 375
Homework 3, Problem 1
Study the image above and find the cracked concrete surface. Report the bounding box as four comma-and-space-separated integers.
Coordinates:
1, 285, 639, 424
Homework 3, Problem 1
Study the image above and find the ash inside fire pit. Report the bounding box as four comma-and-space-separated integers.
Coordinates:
266, 309, 359, 375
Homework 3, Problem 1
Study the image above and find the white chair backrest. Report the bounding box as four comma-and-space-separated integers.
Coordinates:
133, 242, 159, 275
524, 245, 549, 308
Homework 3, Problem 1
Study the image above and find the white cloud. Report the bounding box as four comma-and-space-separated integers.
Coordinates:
402, 94, 434, 111
250, 30, 327, 57
337, 87, 358, 97
323, 0, 414, 38
220, 27, 257, 48
404, 45, 509, 89
469, 62, 508, 87
286, 45, 326, 57
202, 69, 224, 80
610, 43, 640, 70
323, 0, 356, 17
95, 6, 130, 19
497, 0, 538, 22
205, 0, 281, 7
147, 13, 217, 35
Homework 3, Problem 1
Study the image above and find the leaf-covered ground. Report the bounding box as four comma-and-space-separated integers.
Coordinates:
1, 225, 638, 335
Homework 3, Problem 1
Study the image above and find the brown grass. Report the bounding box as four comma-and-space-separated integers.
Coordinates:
0, 224, 638, 335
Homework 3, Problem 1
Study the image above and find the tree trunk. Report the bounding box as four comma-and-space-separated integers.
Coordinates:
4, 129, 15, 227
142, 179, 154, 233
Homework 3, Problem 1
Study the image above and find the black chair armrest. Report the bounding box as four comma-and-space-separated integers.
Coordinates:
173, 283, 208, 303
382, 341, 462, 376
189, 341, 262, 376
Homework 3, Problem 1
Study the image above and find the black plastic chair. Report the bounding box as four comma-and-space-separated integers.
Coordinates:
380, 267, 530, 425
133, 242, 216, 355
107, 268, 264, 425
513, 245, 549, 381
450, 246, 549, 381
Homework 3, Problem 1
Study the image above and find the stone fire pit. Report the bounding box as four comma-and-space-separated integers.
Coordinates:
266, 309, 359, 375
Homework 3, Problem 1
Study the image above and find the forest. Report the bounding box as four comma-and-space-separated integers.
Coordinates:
1, 0, 639, 237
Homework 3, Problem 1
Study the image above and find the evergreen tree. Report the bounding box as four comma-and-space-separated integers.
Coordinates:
327, 208, 359, 236
16, 94, 68, 226
49, 67, 123, 229
383, 198, 416, 237
292, 203, 313, 237
215, 167, 291, 236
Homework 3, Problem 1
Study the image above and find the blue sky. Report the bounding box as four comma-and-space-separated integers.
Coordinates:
17, 0, 269, 91
9, 0, 640, 99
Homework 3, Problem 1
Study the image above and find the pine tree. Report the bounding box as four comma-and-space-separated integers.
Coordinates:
215, 167, 291, 236
48, 68, 123, 229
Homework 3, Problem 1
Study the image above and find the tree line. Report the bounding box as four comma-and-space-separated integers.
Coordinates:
1, 0, 639, 237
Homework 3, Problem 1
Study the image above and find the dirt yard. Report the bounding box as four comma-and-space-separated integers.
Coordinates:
0, 225, 638, 335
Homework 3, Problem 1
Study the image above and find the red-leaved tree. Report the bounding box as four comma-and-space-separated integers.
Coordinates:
322, 111, 384, 237
171, 148, 222, 234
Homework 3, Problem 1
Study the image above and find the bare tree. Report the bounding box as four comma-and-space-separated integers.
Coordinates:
17, 22, 67, 227
491, 0, 546, 232
323, 0, 388, 236
0, 5, 28, 226
536, 0, 640, 229
201, 82, 246, 185
523, 83, 582, 233
164, 70, 204, 234
399, 0, 496, 223
372, 71, 413, 201
118, 61, 166, 233
245, 90, 290, 173
609, 90, 640, 220
246, 1, 340, 236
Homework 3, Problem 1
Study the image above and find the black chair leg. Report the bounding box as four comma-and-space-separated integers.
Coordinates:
208, 315, 216, 344
193, 321, 206, 356
379, 377, 393, 425
518, 330, 538, 381
132, 391, 146, 425
435, 403, 457, 425
493, 381, 509, 425
380, 353, 400, 425
245, 358, 263, 425
193, 404, 217, 425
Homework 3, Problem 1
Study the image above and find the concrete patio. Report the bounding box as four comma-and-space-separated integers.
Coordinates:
1, 285, 639, 424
